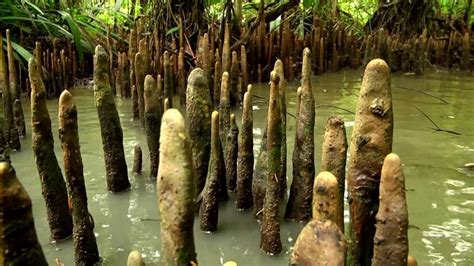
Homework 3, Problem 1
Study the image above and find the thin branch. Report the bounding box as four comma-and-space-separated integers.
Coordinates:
415, 106, 461, 135
393, 85, 449, 104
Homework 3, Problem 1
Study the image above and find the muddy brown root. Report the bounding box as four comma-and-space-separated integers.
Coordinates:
200, 111, 223, 232
237, 85, 254, 210
144, 75, 162, 179
312, 171, 343, 231
286, 48, 315, 222
93, 45, 130, 192
186, 68, 212, 194
13, 99, 26, 138
347, 58, 393, 266
58, 90, 100, 265
260, 71, 282, 255
213, 50, 222, 108
132, 144, 142, 175
0, 32, 13, 147
230, 51, 240, 105
372, 153, 409, 266
321, 115, 347, 228
29, 58, 73, 241
163, 51, 173, 108
218, 71, 230, 200
157, 109, 197, 265
0, 161, 48, 265
289, 220, 346, 265
225, 114, 239, 191
273, 59, 287, 198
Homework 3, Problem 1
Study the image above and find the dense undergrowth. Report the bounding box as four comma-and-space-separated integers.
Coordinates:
0, 0, 471, 69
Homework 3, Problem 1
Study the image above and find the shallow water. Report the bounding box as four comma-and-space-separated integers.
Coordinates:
10, 69, 474, 265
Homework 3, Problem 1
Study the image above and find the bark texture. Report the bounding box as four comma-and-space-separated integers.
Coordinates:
200, 111, 222, 232
186, 68, 212, 193
286, 48, 315, 221
58, 90, 100, 265
144, 75, 162, 179
237, 85, 254, 210
289, 220, 346, 265
312, 171, 344, 231
260, 71, 282, 255
29, 58, 73, 241
0, 161, 48, 265
163, 51, 173, 108
0, 32, 13, 147
93, 45, 130, 192
321, 115, 347, 228
225, 114, 238, 191
273, 59, 287, 198
157, 109, 197, 265
347, 58, 393, 266
372, 153, 408, 266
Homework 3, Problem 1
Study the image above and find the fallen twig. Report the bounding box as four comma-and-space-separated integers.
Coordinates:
415, 106, 461, 135
394, 85, 449, 104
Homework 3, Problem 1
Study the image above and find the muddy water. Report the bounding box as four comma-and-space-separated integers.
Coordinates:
10, 69, 473, 265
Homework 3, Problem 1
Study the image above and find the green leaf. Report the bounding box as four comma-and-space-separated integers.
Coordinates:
166, 26, 179, 36
58, 11, 84, 63
24, 0, 44, 15
303, 0, 314, 9
2, 37, 33, 63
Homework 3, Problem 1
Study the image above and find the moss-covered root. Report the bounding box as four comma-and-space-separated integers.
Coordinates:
0, 161, 48, 265
144, 75, 161, 179
237, 85, 253, 210
213, 50, 222, 108
347, 58, 393, 266
13, 99, 26, 138
186, 68, 212, 193
289, 220, 346, 265
29, 58, 73, 241
225, 114, 239, 191
285, 48, 315, 222
6, 30, 20, 101
321, 116, 347, 226
372, 153, 408, 266
134, 51, 146, 127
93, 45, 130, 192
252, 127, 268, 220
222, 23, 231, 73
163, 51, 173, 108
199, 111, 222, 232
219, 72, 231, 147
260, 71, 282, 255
312, 171, 343, 231
127, 251, 145, 266
273, 59, 287, 198
0, 32, 13, 146
157, 109, 197, 265
230, 51, 240, 105
132, 144, 142, 175
58, 90, 100, 265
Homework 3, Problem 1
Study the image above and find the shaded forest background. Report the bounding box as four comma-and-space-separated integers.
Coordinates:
0, 0, 471, 69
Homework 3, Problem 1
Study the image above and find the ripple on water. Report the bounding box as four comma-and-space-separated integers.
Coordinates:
423, 219, 473, 264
